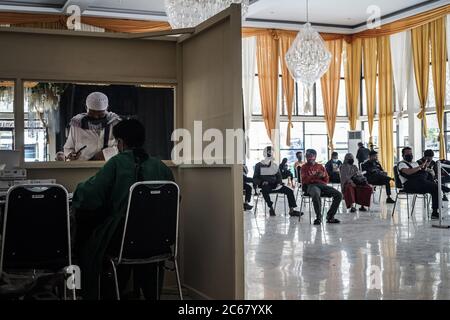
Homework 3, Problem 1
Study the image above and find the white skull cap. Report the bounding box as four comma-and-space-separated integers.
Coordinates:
86, 92, 108, 111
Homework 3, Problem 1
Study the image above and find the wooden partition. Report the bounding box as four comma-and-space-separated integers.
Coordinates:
177, 5, 244, 299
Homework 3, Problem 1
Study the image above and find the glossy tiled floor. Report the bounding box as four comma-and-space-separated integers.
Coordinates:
244, 189, 450, 300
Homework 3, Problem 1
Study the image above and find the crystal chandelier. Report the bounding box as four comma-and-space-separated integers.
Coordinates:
285, 0, 331, 112
164, 0, 249, 29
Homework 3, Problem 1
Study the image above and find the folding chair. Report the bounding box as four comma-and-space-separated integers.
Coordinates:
0, 184, 74, 300
391, 166, 430, 219
298, 188, 335, 224
105, 181, 182, 300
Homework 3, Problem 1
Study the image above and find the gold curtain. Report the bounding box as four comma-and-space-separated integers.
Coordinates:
377, 36, 394, 178
411, 23, 430, 135
279, 33, 296, 146
430, 17, 447, 159
344, 38, 362, 130
256, 33, 279, 142
320, 39, 343, 152
362, 38, 377, 145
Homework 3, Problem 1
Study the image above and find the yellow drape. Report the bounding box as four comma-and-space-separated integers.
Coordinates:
256, 33, 279, 142
320, 39, 343, 152
279, 33, 296, 146
344, 38, 362, 130
362, 38, 377, 145
377, 36, 394, 178
430, 17, 447, 159
411, 24, 430, 135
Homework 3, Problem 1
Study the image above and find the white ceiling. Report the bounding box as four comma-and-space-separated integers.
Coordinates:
0, 0, 448, 32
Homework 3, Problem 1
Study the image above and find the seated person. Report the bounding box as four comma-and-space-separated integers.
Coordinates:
417, 149, 450, 201
325, 152, 342, 184
362, 150, 395, 204
253, 146, 302, 217
301, 149, 342, 225
72, 119, 174, 300
243, 164, 254, 211
398, 147, 440, 220
340, 153, 372, 212
279, 158, 294, 187
356, 142, 370, 167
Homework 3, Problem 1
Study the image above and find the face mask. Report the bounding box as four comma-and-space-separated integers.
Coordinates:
404, 154, 413, 162
333, 159, 338, 163
347, 159, 354, 165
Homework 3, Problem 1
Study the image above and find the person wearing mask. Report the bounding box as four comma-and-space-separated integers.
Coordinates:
72, 119, 174, 300
417, 149, 450, 201
64, 92, 121, 161
243, 164, 254, 211
356, 142, 370, 167
279, 158, 294, 187
301, 149, 342, 225
340, 153, 372, 212
362, 150, 395, 204
253, 146, 302, 217
325, 152, 342, 184
398, 147, 440, 220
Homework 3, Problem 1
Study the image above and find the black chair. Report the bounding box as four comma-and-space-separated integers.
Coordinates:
107, 181, 182, 300
0, 184, 74, 300
391, 166, 430, 219
361, 161, 384, 203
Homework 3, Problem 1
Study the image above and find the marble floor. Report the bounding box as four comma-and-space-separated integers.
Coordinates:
244, 189, 450, 300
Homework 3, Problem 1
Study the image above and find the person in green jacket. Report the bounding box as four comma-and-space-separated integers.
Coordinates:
72, 119, 175, 300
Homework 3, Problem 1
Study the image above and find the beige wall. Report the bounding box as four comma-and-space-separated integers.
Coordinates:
178, 5, 244, 299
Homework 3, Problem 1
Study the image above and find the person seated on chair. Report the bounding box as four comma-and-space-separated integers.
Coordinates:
325, 152, 342, 184
294, 151, 305, 183
417, 149, 450, 201
243, 164, 254, 211
301, 149, 342, 225
340, 153, 372, 212
279, 158, 294, 187
362, 150, 395, 204
72, 119, 175, 300
253, 146, 302, 217
398, 147, 440, 220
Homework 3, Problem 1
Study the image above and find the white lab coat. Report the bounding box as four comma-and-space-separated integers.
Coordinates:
64, 113, 120, 161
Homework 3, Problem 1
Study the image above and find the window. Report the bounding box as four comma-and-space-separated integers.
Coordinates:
280, 121, 303, 174
362, 121, 379, 149
304, 122, 328, 163
333, 122, 349, 160
0, 82, 14, 150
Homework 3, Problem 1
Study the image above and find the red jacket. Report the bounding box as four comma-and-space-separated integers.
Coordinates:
301, 162, 329, 185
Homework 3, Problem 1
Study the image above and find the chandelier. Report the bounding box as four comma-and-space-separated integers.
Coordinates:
164, 0, 249, 29
285, 0, 331, 112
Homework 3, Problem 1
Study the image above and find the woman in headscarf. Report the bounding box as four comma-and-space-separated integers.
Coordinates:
340, 153, 372, 212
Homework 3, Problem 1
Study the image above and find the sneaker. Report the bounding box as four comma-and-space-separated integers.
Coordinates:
244, 203, 253, 211
327, 218, 341, 224
359, 206, 367, 212
289, 210, 303, 217
350, 207, 357, 213
386, 197, 396, 204
269, 207, 276, 216
313, 219, 321, 225
443, 195, 449, 202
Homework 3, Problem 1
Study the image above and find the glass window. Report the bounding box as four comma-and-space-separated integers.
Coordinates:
427, 65, 436, 109
363, 120, 379, 149
280, 121, 303, 174
333, 122, 349, 151
252, 75, 262, 115
0, 82, 14, 150
316, 82, 324, 116
304, 122, 328, 163
337, 79, 347, 116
